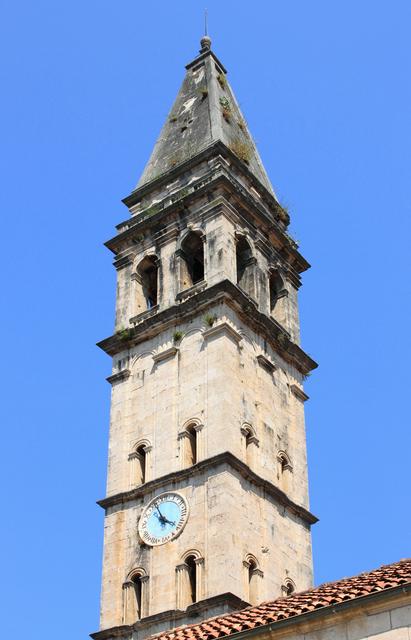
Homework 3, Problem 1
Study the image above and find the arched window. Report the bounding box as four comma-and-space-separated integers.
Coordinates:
241, 423, 258, 467
176, 550, 204, 608
269, 269, 287, 325
248, 557, 257, 585
245, 430, 252, 449
132, 573, 143, 619
123, 569, 149, 623
136, 445, 146, 484
129, 441, 152, 487
186, 425, 197, 466
277, 451, 292, 474
285, 581, 295, 596
135, 256, 159, 314
236, 236, 255, 297
179, 420, 203, 469
180, 231, 204, 290
277, 451, 292, 493
185, 555, 197, 604
244, 554, 262, 604
282, 578, 296, 597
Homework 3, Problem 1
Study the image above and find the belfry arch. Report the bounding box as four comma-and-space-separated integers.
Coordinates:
179, 230, 205, 290
134, 255, 159, 314
236, 235, 256, 298
268, 268, 288, 326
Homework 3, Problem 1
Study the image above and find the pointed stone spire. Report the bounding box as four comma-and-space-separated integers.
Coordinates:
136, 37, 276, 198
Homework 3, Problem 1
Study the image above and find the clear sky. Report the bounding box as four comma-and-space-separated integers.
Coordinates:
0, 1, 410, 638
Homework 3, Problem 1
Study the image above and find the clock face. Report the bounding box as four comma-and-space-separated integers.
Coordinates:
138, 492, 189, 546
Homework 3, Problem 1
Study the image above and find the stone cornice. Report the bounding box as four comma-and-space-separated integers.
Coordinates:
113, 253, 133, 271
114, 172, 276, 249
111, 142, 307, 273
106, 369, 131, 385
152, 346, 178, 364
90, 593, 249, 640
97, 451, 318, 525
122, 141, 274, 216
290, 384, 309, 402
90, 625, 130, 640
97, 279, 318, 376
203, 321, 242, 344
175, 280, 208, 302
256, 354, 277, 373
185, 49, 227, 73
129, 305, 159, 325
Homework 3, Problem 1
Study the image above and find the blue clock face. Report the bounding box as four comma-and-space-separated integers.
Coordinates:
138, 492, 189, 546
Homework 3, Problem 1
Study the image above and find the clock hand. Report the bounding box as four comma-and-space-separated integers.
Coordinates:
154, 504, 176, 528
154, 511, 167, 529
153, 510, 175, 527
156, 506, 166, 521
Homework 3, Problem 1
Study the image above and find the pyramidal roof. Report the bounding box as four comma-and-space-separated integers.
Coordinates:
136, 36, 276, 197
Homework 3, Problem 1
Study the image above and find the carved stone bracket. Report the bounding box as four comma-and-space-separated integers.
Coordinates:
106, 369, 131, 385
152, 346, 179, 364
256, 354, 276, 373
203, 321, 242, 344
290, 384, 309, 402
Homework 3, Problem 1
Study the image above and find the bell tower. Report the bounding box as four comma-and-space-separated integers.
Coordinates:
92, 36, 317, 640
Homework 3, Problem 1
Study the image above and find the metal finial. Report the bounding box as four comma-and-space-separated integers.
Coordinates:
200, 10, 211, 51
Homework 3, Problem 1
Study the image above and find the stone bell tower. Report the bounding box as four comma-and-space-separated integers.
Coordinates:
92, 36, 317, 640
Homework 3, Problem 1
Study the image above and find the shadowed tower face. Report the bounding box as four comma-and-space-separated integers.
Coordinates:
93, 35, 317, 640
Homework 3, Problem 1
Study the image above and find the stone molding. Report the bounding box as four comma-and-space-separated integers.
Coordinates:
97, 451, 318, 525
90, 624, 131, 640
113, 142, 304, 271
113, 254, 133, 271
152, 346, 179, 364
202, 321, 242, 344
277, 451, 293, 473
120, 142, 280, 231
106, 369, 131, 385
243, 560, 263, 578
90, 592, 250, 640
178, 422, 203, 438
256, 354, 276, 373
281, 577, 296, 596
240, 424, 259, 447
128, 443, 152, 461
176, 280, 207, 302
129, 305, 159, 326
97, 280, 317, 376
290, 384, 309, 402
127, 451, 141, 462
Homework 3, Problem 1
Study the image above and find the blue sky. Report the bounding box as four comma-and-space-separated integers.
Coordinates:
0, 1, 410, 638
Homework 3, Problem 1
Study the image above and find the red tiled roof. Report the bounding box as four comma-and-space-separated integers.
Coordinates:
151, 559, 411, 640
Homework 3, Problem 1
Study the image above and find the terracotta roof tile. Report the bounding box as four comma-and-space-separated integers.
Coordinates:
149, 559, 411, 640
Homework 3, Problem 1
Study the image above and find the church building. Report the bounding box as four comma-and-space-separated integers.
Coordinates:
92, 36, 411, 640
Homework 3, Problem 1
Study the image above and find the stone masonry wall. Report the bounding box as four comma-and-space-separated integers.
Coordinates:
100, 306, 312, 631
